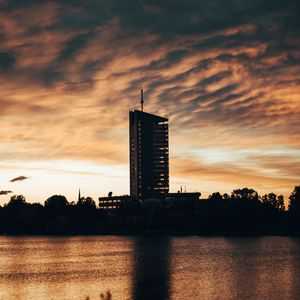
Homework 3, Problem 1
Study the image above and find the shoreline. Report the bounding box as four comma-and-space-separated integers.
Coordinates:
1, 230, 299, 237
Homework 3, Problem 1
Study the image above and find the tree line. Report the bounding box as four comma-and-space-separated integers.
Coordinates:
0, 186, 299, 235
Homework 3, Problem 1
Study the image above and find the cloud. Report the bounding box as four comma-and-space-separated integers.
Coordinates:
172, 153, 300, 200
0, 0, 299, 201
0, 52, 16, 72
10, 176, 29, 182
0, 190, 13, 195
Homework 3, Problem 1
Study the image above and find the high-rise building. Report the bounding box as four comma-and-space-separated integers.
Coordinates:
129, 90, 169, 200
99, 90, 201, 209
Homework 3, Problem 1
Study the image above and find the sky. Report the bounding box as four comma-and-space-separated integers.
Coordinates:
0, 0, 300, 205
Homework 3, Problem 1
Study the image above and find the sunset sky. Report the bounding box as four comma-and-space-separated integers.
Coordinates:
0, 0, 299, 204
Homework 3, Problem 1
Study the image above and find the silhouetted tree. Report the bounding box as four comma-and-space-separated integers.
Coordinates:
0, 187, 298, 235
199, 192, 225, 232
7, 194, 27, 209
277, 195, 285, 211
223, 193, 230, 201
5, 195, 28, 217
224, 188, 262, 231
208, 192, 223, 202
44, 195, 69, 233
74, 196, 97, 233
45, 195, 69, 209
2, 195, 28, 233
77, 196, 96, 209
289, 186, 300, 212
18, 203, 44, 234
258, 193, 286, 231
232, 188, 259, 201
261, 193, 285, 211
288, 186, 300, 229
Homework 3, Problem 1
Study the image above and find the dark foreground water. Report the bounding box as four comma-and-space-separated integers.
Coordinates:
0, 236, 300, 300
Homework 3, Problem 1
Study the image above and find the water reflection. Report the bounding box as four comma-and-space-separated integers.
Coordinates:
0, 236, 134, 300
290, 237, 300, 299
1, 236, 300, 300
223, 237, 300, 299
132, 236, 171, 300
223, 238, 263, 299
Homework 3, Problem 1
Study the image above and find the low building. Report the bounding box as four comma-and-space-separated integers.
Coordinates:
98, 195, 136, 210
164, 192, 201, 202
99, 192, 202, 210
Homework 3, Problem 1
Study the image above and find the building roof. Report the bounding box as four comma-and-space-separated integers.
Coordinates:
130, 110, 168, 123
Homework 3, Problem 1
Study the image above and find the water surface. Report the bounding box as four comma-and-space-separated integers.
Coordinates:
0, 236, 299, 300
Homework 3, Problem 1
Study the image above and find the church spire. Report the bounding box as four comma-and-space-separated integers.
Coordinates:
78, 188, 81, 202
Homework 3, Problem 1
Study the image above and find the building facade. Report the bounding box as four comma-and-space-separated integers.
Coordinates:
98, 195, 134, 209
129, 110, 169, 200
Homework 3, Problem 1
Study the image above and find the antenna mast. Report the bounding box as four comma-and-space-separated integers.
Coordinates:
141, 87, 144, 111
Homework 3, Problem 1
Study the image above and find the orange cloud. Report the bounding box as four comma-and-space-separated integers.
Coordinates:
0, 0, 299, 202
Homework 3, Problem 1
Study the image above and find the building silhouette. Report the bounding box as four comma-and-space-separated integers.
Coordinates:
130, 90, 169, 200
99, 89, 200, 209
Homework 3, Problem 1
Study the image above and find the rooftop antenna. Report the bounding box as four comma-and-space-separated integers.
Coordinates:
140, 87, 144, 112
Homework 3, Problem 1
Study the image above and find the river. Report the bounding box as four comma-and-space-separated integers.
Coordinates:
0, 236, 299, 299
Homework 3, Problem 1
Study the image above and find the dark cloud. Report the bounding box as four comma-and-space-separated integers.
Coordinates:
56, 31, 96, 63
115, 0, 300, 38
0, 0, 299, 146
147, 50, 188, 70
198, 71, 232, 87
0, 0, 299, 201
80, 55, 112, 75
10, 176, 29, 182
1, 0, 299, 91
0, 190, 13, 195
39, 68, 64, 87
0, 52, 16, 73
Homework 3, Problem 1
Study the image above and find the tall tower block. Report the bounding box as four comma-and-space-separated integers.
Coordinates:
129, 107, 169, 200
